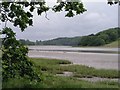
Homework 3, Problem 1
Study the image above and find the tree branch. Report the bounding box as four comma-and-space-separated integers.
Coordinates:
45, 11, 49, 20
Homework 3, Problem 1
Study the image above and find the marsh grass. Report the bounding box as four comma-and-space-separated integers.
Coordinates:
30, 58, 119, 78
2, 58, 119, 88
2, 73, 119, 88
40, 73, 118, 88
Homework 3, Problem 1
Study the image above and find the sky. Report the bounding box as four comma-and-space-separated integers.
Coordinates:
3, 0, 119, 41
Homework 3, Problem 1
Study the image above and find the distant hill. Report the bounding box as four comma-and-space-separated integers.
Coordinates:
19, 27, 120, 47
40, 37, 82, 46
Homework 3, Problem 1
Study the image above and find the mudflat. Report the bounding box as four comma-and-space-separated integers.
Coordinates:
28, 46, 119, 70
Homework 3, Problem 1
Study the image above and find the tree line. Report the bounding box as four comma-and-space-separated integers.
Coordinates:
79, 27, 120, 46
19, 27, 120, 46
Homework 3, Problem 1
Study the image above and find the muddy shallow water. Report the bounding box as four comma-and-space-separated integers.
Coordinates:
28, 46, 119, 70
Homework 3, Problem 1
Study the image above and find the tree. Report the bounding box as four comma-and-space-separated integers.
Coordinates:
2, 28, 40, 81
79, 36, 105, 46
0, 0, 87, 82
97, 28, 119, 44
0, 0, 119, 82
98, 34, 110, 44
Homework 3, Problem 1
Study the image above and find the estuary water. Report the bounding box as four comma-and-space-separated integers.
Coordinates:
28, 45, 119, 70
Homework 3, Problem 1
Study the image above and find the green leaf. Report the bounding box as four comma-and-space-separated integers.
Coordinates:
30, 6, 35, 12
65, 10, 74, 17
37, 9, 43, 15
24, 2, 29, 7
108, 2, 114, 5
26, 12, 33, 17
8, 12, 15, 18
10, 4, 16, 11
41, 6, 49, 11
2, 2, 10, 8
28, 19, 33, 26
14, 19, 20, 26
1, 14, 6, 22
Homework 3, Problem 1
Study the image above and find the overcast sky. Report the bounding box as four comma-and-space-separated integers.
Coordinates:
5, 1, 119, 41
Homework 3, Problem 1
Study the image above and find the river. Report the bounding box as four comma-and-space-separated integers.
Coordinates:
28, 45, 119, 70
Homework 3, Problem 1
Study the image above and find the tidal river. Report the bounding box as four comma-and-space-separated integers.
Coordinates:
28, 46, 119, 70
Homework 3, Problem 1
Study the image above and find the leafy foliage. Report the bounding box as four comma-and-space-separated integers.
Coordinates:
2, 28, 40, 81
0, 0, 87, 82
1, 1, 49, 31
53, 1, 86, 17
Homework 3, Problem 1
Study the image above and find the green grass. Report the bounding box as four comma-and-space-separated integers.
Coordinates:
37, 73, 119, 88
2, 73, 119, 88
2, 58, 119, 88
30, 58, 72, 65
61, 65, 119, 78
30, 58, 119, 78
102, 39, 120, 48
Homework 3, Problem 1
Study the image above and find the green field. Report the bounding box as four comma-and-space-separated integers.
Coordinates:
103, 39, 120, 48
2, 58, 119, 88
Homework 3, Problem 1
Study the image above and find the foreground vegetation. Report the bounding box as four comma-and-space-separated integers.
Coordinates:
30, 58, 119, 78
3, 58, 119, 88
3, 74, 118, 88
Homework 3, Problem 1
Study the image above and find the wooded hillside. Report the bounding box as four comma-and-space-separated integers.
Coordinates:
19, 27, 120, 47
